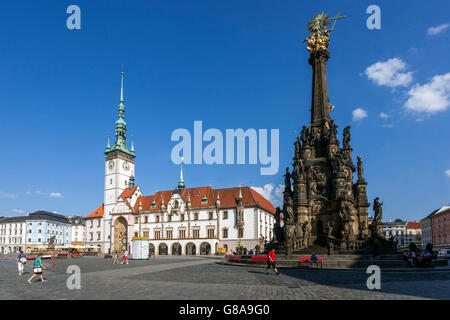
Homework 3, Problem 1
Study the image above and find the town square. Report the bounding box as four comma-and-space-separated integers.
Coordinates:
0, 0, 449, 305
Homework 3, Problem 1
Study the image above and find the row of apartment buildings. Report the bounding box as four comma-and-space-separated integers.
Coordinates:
382, 220, 423, 250
381, 206, 450, 251
0, 211, 86, 254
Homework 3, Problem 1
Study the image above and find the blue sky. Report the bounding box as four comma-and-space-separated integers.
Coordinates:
1, 0, 449, 222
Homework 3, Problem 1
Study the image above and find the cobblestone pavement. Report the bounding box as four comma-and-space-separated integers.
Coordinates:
0, 254, 449, 300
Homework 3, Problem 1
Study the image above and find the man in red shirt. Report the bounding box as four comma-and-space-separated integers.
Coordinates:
266, 249, 280, 275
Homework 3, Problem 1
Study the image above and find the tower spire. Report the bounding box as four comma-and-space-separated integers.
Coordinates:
120, 71, 124, 103
178, 161, 185, 191
106, 71, 134, 157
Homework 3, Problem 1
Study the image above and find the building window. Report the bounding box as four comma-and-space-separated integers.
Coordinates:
238, 228, 244, 239
208, 212, 214, 220
167, 215, 172, 222
28, 238, 31, 243
144, 216, 148, 223
179, 229, 186, 239
194, 213, 199, 221
193, 228, 200, 238
90, 233, 93, 241
154, 230, 161, 239
97, 232, 101, 240
143, 231, 149, 238
155, 215, 160, 223
134, 217, 138, 224
223, 211, 228, 219
166, 230, 173, 239
180, 214, 185, 222
38, 238, 41, 243
223, 228, 228, 238
135, 232, 138, 237
207, 227, 215, 238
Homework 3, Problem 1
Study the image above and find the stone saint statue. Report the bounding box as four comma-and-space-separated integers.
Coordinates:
284, 193, 295, 225
295, 136, 301, 159
357, 156, 364, 181
343, 126, 351, 149
284, 167, 291, 191
373, 197, 383, 222
300, 125, 309, 146
329, 120, 338, 142
327, 221, 334, 237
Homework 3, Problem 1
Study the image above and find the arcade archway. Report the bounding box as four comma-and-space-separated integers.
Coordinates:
172, 243, 182, 255
186, 242, 196, 255
200, 242, 211, 255
114, 217, 128, 254
159, 243, 168, 255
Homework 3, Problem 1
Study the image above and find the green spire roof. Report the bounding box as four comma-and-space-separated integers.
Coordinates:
178, 164, 185, 190
105, 136, 111, 152
106, 72, 134, 157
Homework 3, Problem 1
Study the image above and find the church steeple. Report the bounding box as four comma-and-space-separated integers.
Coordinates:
106, 72, 134, 157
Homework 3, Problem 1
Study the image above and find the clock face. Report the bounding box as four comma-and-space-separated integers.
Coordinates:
108, 160, 114, 170
122, 161, 130, 171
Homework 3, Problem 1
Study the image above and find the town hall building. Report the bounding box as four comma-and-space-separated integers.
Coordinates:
85, 73, 276, 255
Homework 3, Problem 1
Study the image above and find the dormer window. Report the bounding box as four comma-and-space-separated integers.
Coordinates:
151, 200, 157, 208
201, 195, 208, 204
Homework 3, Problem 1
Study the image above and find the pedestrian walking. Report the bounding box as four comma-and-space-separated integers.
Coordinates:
28, 253, 47, 283
16, 250, 27, 276
121, 250, 129, 264
266, 249, 280, 275
113, 251, 119, 264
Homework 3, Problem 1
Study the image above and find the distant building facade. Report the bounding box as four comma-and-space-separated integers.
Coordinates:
0, 211, 72, 253
382, 221, 407, 249
431, 206, 450, 249
0, 216, 27, 253
24, 211, 72, 251
406, 221, 422, 248
69, 216, 86, 246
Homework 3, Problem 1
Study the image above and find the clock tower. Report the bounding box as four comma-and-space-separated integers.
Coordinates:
104, 72, 136, 251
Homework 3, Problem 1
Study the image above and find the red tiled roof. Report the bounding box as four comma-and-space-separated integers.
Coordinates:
86, 204, 104, 219
119, 186, 137, 199
406, 221, 421, 229
131, 186, 275, 214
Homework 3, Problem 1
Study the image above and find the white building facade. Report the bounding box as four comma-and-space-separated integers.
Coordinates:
0, 216, 27, 253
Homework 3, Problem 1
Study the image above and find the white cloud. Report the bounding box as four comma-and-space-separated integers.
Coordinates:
251, 184, 283, 207
49, 192, 63, 198
352, 108, 368, 121
379, 112, 390, 119
382, 124, 394, 128
0, 191, 17, 199
35, 190, 63, 198
427, 23, 450, 36
12, 209, 25, 214
25, 191, 31, 195
445, 170, 450, 178
365, 58, 413, 87
405, 73, 450, 114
